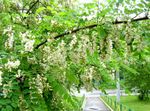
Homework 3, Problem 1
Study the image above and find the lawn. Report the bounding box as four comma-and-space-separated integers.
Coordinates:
110, 96, 150, 111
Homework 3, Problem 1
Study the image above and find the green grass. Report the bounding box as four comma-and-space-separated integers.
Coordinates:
77, 97, 83, 108
73, 96, 85, 110
110, 96, 150, 111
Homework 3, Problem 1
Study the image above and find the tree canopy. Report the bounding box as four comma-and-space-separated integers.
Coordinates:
0, 0, 149, 110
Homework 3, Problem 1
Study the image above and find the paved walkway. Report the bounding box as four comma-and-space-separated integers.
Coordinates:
74, 88, 138, 111
83, 97, 110, 111
81, 90, 110, 111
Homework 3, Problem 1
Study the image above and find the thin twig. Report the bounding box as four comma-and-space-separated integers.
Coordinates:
26, 0, 39, 14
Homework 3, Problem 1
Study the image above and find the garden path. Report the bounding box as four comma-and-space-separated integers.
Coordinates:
80, 90, 110, 111
83, 96, 110, 111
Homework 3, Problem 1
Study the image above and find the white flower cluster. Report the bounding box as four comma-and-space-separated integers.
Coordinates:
81, 8, 97, 21
15, 69, 22, 78
3, 81, 12, 97
69, 34, 94, 64
78, 35, 90, 57
124, 45, 128, 64
0, 70, 2, 86
3, 26, 14, 49
43, 40, 67, 67
70, 34, 77, 49
5, 60, 20, 71
88, 67, 94, 80
100, 62, 106, 68
51, 20, 57, 25
83, 67, 95, 81
24, 40, 35, 52
36, 74, 44, 94
20, 31, 35, 52
106, 38, 113, 60
82, 66, 95, 91
3, 26, 12, 34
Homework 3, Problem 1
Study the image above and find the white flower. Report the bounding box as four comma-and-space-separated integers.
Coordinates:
51, 20, 57, 25
101, 62, 106, 68
82, 15, 94, 21
70, 34, 77, 49
87, 15, 93, 21
16, 69, 22, 78
5, 60, 20, 71
5, 32, 14, 49
3, 26, 12, 35
20, 32, 29, 43
0, 71, 3, 86
4, 26, 14, 49
36, 74, 43, 94
82, 16, 87, 20
24, 40, 35, 52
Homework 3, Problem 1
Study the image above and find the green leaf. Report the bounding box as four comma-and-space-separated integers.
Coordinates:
98, 26, 107, 38
2, 108, 6, 111
121, 63, 138, 74
0, 99, 11, 105
86, 50, 100, 66
137, 3, 144, 8
118, 0, 123, 3
11, 102, 18, 108
6, 106, 13, 111
36, 7, 46, 14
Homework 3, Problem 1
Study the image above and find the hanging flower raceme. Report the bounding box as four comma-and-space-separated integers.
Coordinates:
69, 34, 77, 49
106, 37, 113, 60
24, 40, 35, 52
19, 31, 35, 52
0, 70, 2, 86
3, 25, 14, 49
81, 66, 96, 91
43, 40, 67, 67
3, 81, 12, 97
5, 60, 20, 71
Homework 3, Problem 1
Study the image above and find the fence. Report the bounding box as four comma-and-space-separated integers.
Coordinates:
101, 95, 134, 111
80, 94, 86, 111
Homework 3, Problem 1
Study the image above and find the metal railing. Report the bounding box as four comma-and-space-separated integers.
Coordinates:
81, 94, 86, 111
101, 95, 134, 111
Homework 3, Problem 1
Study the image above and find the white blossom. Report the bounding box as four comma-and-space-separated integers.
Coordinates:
3, 26, 12, 35
100, 62, 106, 68
0, 71, 2, 86
16, 69, 22, 78
5, 32, 14, 49
20, 32, 29, 43
19, 31, 35, 52
3, 81, 12, 97
36, 74, 43, 94
106, 38, 113, 60
5, 60, 20, 71
51, 20, 57, 25
70, 34, 77, 49
43, 40, 67, 67
24, 40, 35, 52
3, 26, 14, 49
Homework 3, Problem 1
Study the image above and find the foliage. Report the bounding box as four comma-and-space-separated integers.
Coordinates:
123, 55, 150, 100
0, 0, 149, 110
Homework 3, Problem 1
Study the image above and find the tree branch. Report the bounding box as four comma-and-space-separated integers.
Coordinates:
35, 16, 149, 49
26, 0, 39, 14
